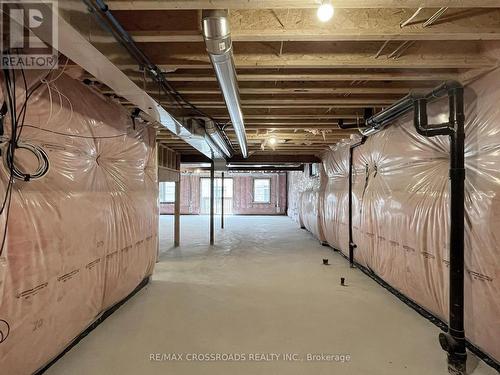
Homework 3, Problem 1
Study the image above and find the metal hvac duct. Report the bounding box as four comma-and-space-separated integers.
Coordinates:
202, 10, 249, 158
184, 118, 228, 159
204, 120, 234, 158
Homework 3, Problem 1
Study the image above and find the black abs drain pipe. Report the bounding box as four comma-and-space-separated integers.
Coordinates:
358, 81, 466, 374
348, 136, 366, 268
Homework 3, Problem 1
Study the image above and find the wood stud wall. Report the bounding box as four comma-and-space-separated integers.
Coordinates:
158, 144, 181, 182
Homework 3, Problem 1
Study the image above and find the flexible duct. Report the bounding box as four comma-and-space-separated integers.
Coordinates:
202, 10, 249, 158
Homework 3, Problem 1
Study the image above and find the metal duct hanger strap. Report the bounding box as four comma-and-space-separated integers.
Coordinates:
202, 10, 249, 159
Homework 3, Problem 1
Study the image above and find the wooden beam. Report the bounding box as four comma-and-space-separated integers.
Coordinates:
162, 104, 388, 109
187, 87, 410, 94
107, 1, 500, 10
161, 73, 456, 82
239, 123, 351, 129
180, 154, 212, 163
220, 114, 361, 120
160, 107, 367, 117
145, 93, 404, 102
170, 80, 436, 90
230, 130, 355, 135
162, 98, 395, 105
228, 154, 321, 164
116, 41, 493, 70
126, 9, 500, 42
104, 86, 414, 95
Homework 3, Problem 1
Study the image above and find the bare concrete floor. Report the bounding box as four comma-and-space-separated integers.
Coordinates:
47, 216, 496, 375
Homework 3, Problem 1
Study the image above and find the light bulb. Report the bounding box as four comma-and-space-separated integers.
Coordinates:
268, 137, 277, 145
317, 3, 334, 22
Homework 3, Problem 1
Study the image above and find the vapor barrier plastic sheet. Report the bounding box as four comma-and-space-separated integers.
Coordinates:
288, 168, 325, 241
321, 141, 351, 252
292, 67, 500, 362
300, 188, 326, 242
287, 169, 320, 225
0, 71, 158, 374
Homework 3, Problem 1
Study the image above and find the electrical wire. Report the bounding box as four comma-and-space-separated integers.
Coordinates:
0, 67, 18, 257
0, 61, 54, 256
0, 51, 156, 258
4, 140, 49, 181
85, 0, 222, 127
21, 123, 147, 139
15, 61, 58, 142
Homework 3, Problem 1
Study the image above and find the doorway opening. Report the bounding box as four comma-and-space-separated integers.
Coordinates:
200, 177, 233, 215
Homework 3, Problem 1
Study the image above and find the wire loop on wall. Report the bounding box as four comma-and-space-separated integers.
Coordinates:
4, 141, 49, 181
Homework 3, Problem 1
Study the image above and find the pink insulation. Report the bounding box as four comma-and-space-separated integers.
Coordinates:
299, 189, 326, 242
160, 174, 201, 215
287, 169, 322, 227
291, 67, 500, 363
0, 71, 158, 374
233, 174, 286, 215
321, 141, 351, 251
288, 167, 326, 242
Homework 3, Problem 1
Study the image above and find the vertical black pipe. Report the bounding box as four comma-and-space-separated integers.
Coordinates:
221, 172, 225, 229
174, 156, 181, 247
348, 146, 355, 267
210, 161, 215, 245
348, 137, 365, 267
362, 81, 466, 373
443, 87, 466, 373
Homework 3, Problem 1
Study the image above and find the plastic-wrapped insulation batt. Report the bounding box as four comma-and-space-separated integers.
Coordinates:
293, 66, 500, 363
0, 70, 158, 374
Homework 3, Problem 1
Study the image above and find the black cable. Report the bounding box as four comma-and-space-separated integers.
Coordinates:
21, 123, 147, 139
0, 61, 54, 256
5, 141, 49, 181
0, 68, 17, 257
0, 102, 6, 137
0, 176, 13, 257
85, 0, 222, 126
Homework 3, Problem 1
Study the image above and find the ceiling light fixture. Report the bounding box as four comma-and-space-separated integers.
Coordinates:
317, 1, 334, 22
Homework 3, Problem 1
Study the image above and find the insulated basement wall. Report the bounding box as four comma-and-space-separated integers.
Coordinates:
234, 174, 287, 215
160, 174, 201, 214
287, 167, 321, 225
321, 141, 351, 251
291, 67, 500, 363
0, 70, 158, 374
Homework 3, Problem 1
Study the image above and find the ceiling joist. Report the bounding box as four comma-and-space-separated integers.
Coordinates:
107, 1, 500, 10
121, 9, 500, 42
84, 2, 500, 158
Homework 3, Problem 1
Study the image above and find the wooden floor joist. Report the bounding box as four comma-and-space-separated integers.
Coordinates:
121, 8, 500, 42
85, 2, 500, 159
107, 1, 500, 10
